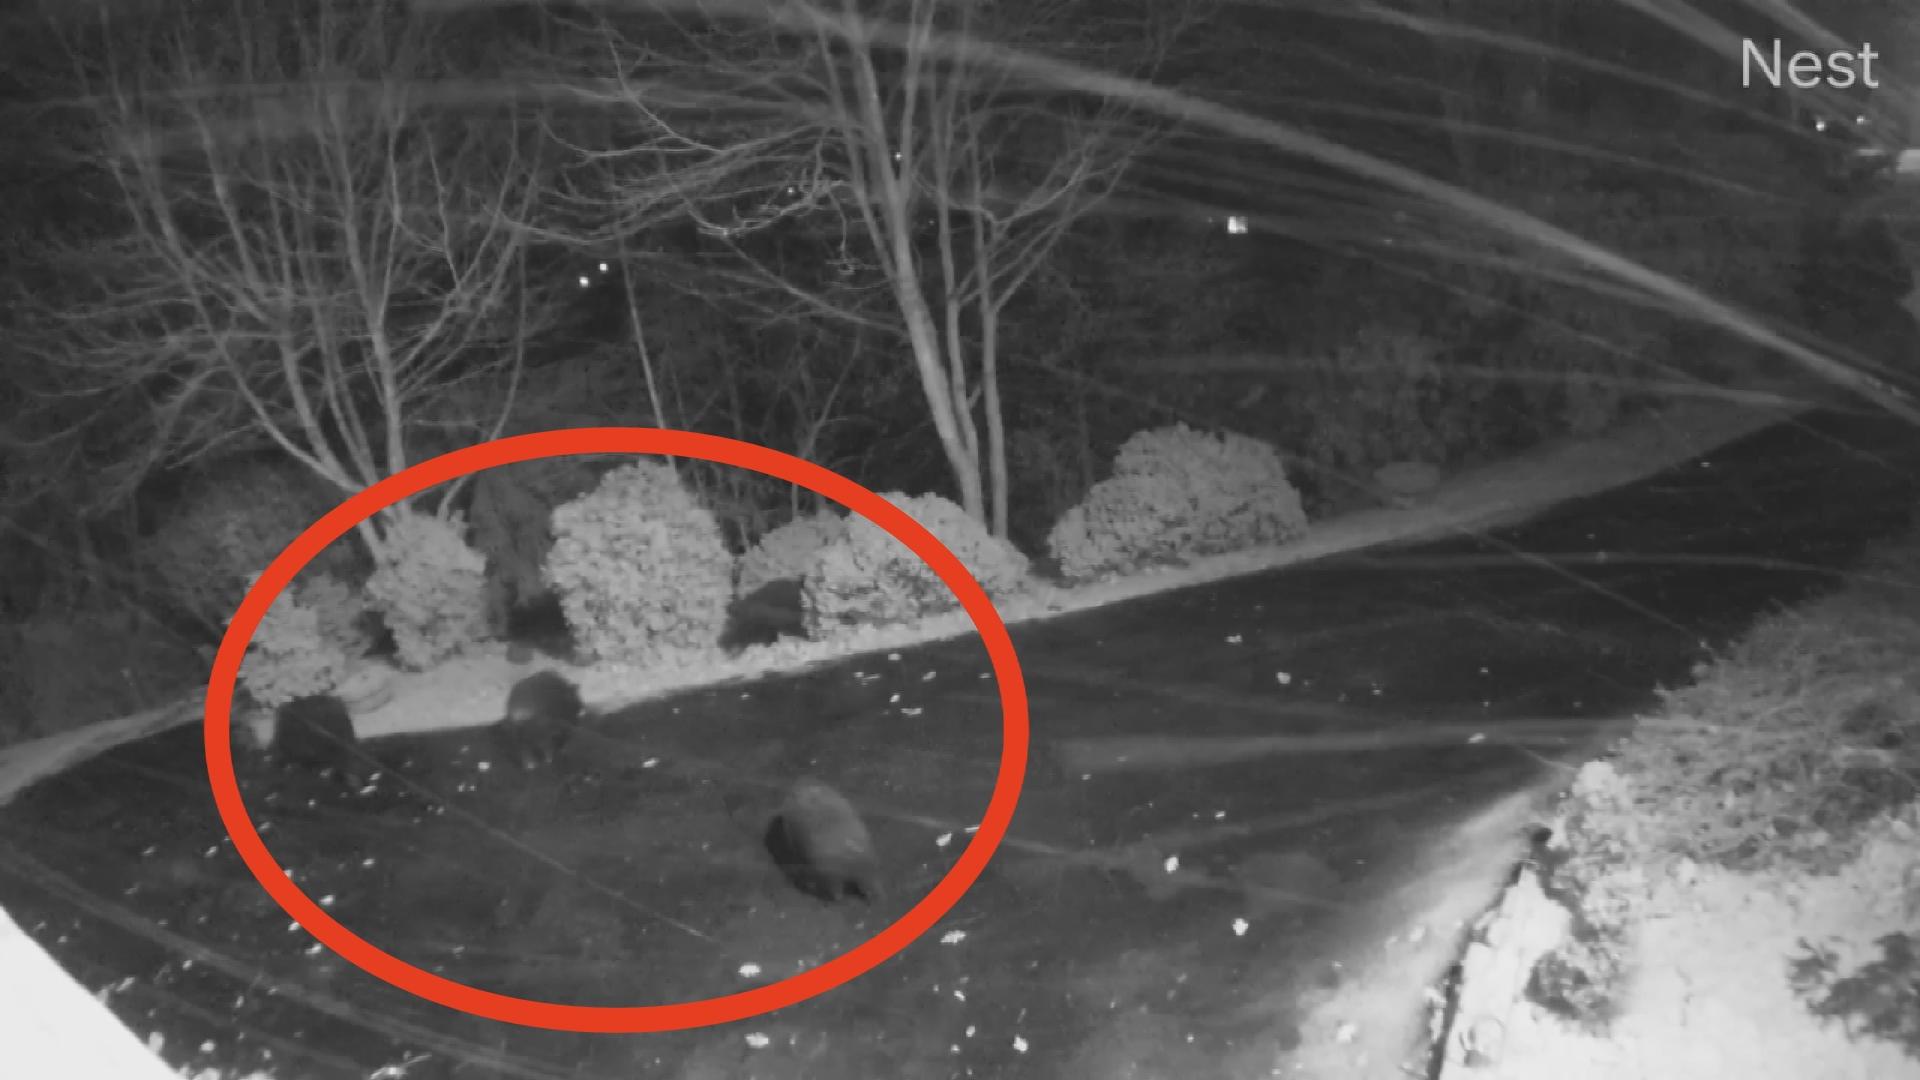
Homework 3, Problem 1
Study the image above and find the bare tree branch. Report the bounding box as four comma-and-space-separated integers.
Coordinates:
24, 0, 559, 550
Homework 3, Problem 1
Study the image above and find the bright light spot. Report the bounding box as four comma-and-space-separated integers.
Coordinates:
1226, 214, 1248, 235
598, 261, 609, 273
577, 275, 590, 288
1232, 917, 1250, 936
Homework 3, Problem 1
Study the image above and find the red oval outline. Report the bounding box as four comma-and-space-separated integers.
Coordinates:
203, 428, 1030, 1033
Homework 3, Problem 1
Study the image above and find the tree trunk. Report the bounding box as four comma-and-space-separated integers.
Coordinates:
898, 292, 986, 521
980, 302, 1009, 539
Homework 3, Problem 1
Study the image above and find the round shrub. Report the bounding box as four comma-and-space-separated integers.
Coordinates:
543, 461, 735, 662
1047, 424, 1308, 582
297, 571, 378, 661
364, 510, 490, 670
239, 577, 355, 708
802, 492, 1030, 637
737, 510, 849, 596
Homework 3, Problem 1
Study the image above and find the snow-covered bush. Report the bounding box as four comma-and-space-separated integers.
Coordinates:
737, 510, 849, 596
543, 460, 735, 661
297, 572, 378, 660
364, 510, 490, 670
803, 492, 1029, 636
238, 578, 354, 707
1047, 423, 1308, 582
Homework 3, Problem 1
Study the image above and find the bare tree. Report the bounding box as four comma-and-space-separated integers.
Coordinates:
28, 0, 551, 553
806, 1, 1178, 535
545, 0, 1192, 536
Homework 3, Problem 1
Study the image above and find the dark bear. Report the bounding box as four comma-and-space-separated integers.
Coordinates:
271, 694, 364, 788
719, 577, 806, 654
497, 670, 584, 769
762, 777, 881, 904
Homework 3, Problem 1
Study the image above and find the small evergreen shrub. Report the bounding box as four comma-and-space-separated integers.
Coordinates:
1516, 762, 1648, 1033
1046, 423, 1308, 582
239, 578, 354, 707
297, 572, 377, 661
737, 510, 849, 596
364, 510, 490, 670
1528, 935, 1631, 1031
802, 492, 1029, 636
543, 461, 735, 661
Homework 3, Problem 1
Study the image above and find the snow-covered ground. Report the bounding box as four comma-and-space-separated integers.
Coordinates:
0, 393, 1854, 1080
1437, 766, 1920, 1080
1, 903, 206, 1080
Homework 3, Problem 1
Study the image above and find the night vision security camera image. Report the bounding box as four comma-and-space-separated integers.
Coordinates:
1, 2, 1919, 1080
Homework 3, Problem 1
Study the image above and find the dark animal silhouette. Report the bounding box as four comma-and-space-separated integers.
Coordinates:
719, 577, 807, 653
497, 670, 584, 769
271, 694, 364, 787
762, 777, 881, 904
